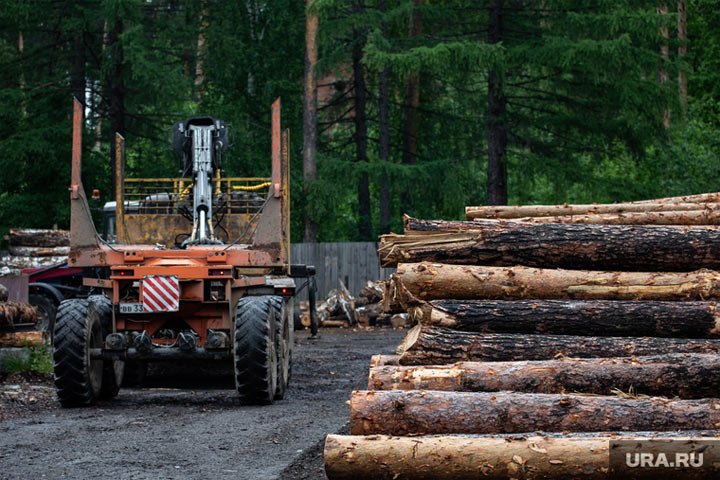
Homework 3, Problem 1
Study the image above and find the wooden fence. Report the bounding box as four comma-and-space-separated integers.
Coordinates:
291, 242, 395, 299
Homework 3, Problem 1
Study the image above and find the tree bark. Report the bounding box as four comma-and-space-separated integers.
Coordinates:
397, 326, 720, 365
303, 0, 319, 242
108, 16, 125, 196
8, 246, 70, 257
410, 299, 720, 338
194, 1, 209, 103
0, 256, 67, 269
678, 0, 688, 113
379, 220, 720, 271
508, 210, 720, 225
636, 192, 720, 204
465, 202, 719, 220
394, 262, 720, 301
0, 331, 43, 348
8, 229, 69, 247
486, 0, 507, 205
377, 0, 391, 234
325, 434, 720, 480
349, 390, 720, 435
368, 353, 720, 398
352, 6, 373, 241
0, 302, 40, 327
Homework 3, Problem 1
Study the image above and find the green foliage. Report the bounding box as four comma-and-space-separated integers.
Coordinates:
0, 343, 53, 375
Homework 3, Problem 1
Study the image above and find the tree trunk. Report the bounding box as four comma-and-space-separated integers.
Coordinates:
410, 299, 720, 338
108, 17, 125, 196
377, 0, 391, 234
658, 3, 671, 128
508, 210, 720, 225
394, 262, 720, 301
0, 302, 40, 327
368, 353, 720, 398
325, 433, 720, 480
8, 228, 69, 247
369, 354, 401, 367
194, 1, 209, 103
303, 0, 319, 242
70, 23, 85, 105
9, 246, 70, 257
397, 326, 720, 365
0, 331, 43, 348
400, 0, 423, 214
379, 221, 720, 271
465, 202, 719, 220
349, 389, 720, 435
486, 0, 507, 205
352, 8, 373, 241
637, 192, 720, 204
18, 31, 25, 118
678, 0, 688, 113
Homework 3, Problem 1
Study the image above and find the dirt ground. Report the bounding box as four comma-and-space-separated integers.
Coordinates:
0, 327, 405, 480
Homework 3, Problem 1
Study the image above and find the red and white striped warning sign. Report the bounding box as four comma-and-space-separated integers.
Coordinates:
142, 275, 180, 312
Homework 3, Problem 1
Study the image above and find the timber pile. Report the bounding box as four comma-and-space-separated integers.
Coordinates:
0, 228, 69, 275
0, 302, 41, 347
298, 280, 407, 328
325, 192, 720, 479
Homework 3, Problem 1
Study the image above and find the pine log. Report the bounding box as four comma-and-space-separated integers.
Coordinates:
8, 245, 70, 257
397, 326, 720, 365
325, 434, 720, 480
0, 302, 40, 327
368, 353, 720, 398
381, 219, 720, 270
513, 209, 720, 225
369, 354, 401, 367
349, 390, 720, 435
465, 202, 720, 220
8, 228, 69, 247
0, 330, 43, 347
410, 299, 720, 338
395, 262, 720, 301
0, 255, 67, 269
637, 192, 720, 204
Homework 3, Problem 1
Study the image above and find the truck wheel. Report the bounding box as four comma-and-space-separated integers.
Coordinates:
234, 296, 277, 405
53, 299, 103, 407
271, 297, 291, 400
29, 293, 57, 335
88, 295, 124, 398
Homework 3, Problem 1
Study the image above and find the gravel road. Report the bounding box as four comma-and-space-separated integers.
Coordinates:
0, 328, 405, 480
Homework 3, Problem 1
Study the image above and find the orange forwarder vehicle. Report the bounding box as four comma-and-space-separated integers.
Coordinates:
54, 98, 314, 407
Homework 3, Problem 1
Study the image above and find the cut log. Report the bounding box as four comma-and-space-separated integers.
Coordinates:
636, 192, 720, 204
0, 255, 67, 269
369, 354, 401, 367
0, 330, 43, 347
368, 353, 720, 398
395, 262, 720, 301
397, 326, 720, 365
8, 228, 70, 247
0, 302, 40, 327
410, 299, 720, 338
349, 390, 720, 435
325, 434, 720, 480
511, 209, 720, 225
8, 245, 70, 257
465, 202, 720, 220
381, 219, 720, 270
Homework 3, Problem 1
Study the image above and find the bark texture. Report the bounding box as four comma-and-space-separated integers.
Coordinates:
465, 202, 720, 220
8, 246, 70, 257
380, 221, 720, 270
394, 262, 720, 301
0, 331, 43, 347
0, 302, 39, 327
369, 354, 401, 367
8, 229, 69, 247
349, 390, 720, 435
397, 326, 720, 365
510, 210, 720, 225
325, 434, 720, 480
368, 353, 720, 398
410, 299, 720, 338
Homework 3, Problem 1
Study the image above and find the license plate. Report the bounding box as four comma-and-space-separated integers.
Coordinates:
119, 303, 144, 314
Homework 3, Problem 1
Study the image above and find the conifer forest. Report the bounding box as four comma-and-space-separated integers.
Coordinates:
0, 0, 718, 242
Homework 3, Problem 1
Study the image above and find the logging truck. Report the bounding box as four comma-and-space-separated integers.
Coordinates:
54, 97, 313, 407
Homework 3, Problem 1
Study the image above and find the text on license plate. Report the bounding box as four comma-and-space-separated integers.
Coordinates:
119, 303, 144, 314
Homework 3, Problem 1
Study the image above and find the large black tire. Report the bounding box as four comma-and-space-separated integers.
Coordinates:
234, 296, 277, 405
53, 299, 104, 407
270, 297, 292, 400
29, 293, 57, 336
88, 294, 124, 398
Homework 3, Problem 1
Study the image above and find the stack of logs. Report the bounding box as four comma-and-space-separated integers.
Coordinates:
0, 284, 42, 348
1, 228, 69, 275
298, 280, 408, 328
325, 192, 720, 479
